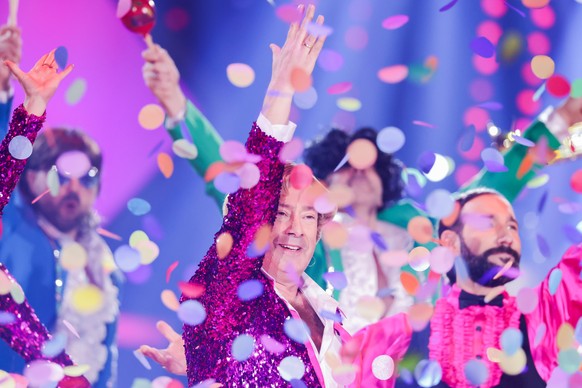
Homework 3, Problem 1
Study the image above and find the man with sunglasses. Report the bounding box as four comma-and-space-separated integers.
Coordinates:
0, 29, 121, 388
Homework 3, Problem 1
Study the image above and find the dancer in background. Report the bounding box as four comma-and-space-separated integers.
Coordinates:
0, 48, 89, 387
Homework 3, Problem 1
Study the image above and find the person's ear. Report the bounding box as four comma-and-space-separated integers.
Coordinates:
440, 230, 461, 254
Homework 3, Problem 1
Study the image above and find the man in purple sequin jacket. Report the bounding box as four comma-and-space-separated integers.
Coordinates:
141, 5, 411, 387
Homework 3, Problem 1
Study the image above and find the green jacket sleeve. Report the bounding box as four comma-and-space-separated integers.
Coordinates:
166, 99, 227, 210
463, 120, 560, 202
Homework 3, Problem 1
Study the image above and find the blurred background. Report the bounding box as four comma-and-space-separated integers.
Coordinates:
3, 0, 581, 385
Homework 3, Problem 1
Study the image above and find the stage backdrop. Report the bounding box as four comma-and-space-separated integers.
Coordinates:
3, 0, 581, 386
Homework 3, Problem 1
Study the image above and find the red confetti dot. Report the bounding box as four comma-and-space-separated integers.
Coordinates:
571, 169, 582, 193
546, 75, 571, 97
289, 165, 314, 190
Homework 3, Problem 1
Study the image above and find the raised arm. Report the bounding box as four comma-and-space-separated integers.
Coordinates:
0, 25, 21, 139
142, 45, 226, 209
465, 96, 582, 202
0, 49, 73, 214
179, 5, 327, 384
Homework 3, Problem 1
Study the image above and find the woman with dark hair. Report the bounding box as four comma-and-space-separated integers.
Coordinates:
0, 50, 89, 387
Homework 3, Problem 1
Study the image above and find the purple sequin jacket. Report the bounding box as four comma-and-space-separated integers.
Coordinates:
182, 124, 323, 387
0, 105, 78, 371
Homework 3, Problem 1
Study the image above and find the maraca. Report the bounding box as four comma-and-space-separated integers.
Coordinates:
119, 0, 156, 47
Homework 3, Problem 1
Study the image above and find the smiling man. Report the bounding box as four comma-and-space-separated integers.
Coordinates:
394, 188, 582, 388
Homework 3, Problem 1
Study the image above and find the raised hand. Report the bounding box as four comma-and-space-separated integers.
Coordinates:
268, 3, 326, 93
262, 3, 327, 125
142, 44, 186, 119
4, 49, 73, 116
139, 320, 187, 375
0, 25, 21, 91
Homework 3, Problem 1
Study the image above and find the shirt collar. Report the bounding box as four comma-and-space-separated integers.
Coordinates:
261, 268, 339, 317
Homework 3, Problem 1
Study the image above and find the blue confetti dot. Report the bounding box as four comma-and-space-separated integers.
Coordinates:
237, 279, 264, 301
127, 197, 152, 216
0, 311, 15, 325
464, 359, 489, 386
549, 268, 563, 296
113, 245, 141, 272
42, 332, 67, 358
178, 300, 206, 326
284, 318, 310, 344
500, 328, 523, 356
8, 136, 33, 160
414, 359, 442, 387
231, 334, 255, 361
55, 46, 68, 70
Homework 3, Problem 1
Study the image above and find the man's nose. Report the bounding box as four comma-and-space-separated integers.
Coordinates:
285, 214, 303, 236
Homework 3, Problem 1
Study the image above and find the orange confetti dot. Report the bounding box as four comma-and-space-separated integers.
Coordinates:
328, 184, 355, 209
291, 68, 312, 92
530, 55, 555, 79
226, 63, 255, 88
517, 152, 534, 179
161, 289, 180, 312
557, 322, 575, 350
407, 216, 434, 244
205, 161, 226, 182
347, 139, 377, 170
522, 0, 550, 8
408, 303, 434, 331
322, 221, 349, 249
216, 232, 234, 259
400, 272, 420, 295
441, 202, 460, 228
157, 152, 174, 178
254, 224, 272, 250
138, 104, 165, 130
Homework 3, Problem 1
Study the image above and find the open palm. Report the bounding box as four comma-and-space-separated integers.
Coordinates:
4, 48, 73, 115
139, 320, 187, 375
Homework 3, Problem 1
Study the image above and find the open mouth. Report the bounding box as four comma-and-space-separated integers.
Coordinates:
279, 244, 302, 252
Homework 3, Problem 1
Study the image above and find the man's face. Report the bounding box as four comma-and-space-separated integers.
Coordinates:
328, 166, 382, 209
25, 163, 99, 233
456, 194, 522, 286
264, 185, 320, 278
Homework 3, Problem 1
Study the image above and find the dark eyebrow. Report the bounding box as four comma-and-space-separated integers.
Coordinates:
509, 216, 518, 224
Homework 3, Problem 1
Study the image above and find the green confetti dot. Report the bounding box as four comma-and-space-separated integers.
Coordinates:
570, 79, 582, 98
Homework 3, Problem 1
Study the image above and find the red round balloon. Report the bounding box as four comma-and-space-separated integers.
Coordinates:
121, 0, 156, 37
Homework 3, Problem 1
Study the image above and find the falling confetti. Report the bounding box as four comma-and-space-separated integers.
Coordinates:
157, 152, 174, 178
226, 63, 255, 88
138, 104, 165, 130
378, 65, 408, 84
382, 15, 409, 30
8, 135, 33, 160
